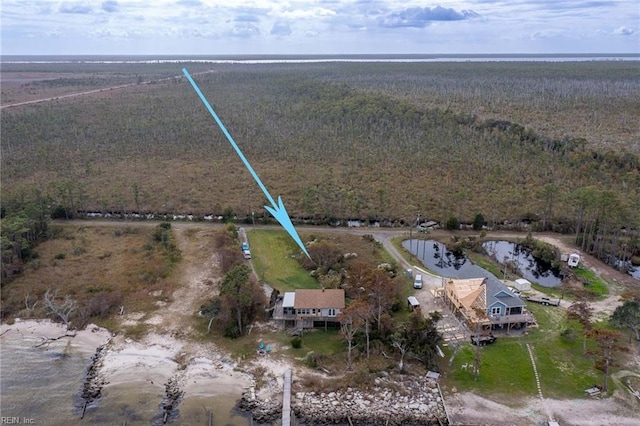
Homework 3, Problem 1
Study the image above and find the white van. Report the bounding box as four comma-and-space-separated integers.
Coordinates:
413, 274, 423, 289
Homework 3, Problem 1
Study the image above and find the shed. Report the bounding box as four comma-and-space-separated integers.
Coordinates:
407, 296, 420, 311
514, 278, 532, 291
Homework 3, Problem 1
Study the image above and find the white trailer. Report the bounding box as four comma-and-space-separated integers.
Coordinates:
568, 253, 580, 268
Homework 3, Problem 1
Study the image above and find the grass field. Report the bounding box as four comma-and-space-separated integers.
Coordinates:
284, 329, 344, 357
572, 266, 610, 299
445, 300, 601, 400
0, 224, 178, 323
248, 229, 320, 291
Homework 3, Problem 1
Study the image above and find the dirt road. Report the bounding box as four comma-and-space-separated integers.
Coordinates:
1, 69, 218, 110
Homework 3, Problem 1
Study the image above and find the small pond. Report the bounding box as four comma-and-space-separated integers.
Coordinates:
403, 239, 563, 287
403, 239, 502, 283
482, 240, 563, 287
618, 261, 640, 280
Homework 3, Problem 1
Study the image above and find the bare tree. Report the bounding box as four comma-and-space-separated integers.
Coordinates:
352, 299, 374, 359
391, 332, 410, 374
43, 289, 77, 330
339, 305, 363, 371
24, 292, 38, 312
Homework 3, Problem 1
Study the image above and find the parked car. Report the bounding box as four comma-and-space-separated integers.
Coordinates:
413, 274, 423, 289
507, 286, 521, 296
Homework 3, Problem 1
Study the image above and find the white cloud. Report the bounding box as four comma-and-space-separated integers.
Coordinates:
0, 0, 638, 54
271, 21, 292, 36
614, 26, 634, 36
59, 2, 93, 14
279, 7, 337, 20
230, 22, 261, 38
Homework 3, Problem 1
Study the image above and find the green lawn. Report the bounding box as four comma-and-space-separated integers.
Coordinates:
291, 329, 344, 355
446, 301, 601, 400
449, 340, 536, 398
247, 229, 319, 291
572, 266, 609, 299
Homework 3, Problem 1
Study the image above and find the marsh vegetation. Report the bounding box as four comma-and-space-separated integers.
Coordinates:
2, 60, 639, 279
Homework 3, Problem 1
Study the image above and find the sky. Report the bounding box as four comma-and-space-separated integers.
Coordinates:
1, 0, 639, 56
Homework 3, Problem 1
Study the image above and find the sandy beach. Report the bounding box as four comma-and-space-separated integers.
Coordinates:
1, 318, 256, 425
0, 318, 112, 352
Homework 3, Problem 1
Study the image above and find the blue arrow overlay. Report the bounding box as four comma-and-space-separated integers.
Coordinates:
182, 68, 310, 259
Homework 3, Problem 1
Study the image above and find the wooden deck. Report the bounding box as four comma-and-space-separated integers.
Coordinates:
489, 312, 536, 326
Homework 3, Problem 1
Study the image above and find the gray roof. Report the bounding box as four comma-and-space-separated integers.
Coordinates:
486, 277, 524, 308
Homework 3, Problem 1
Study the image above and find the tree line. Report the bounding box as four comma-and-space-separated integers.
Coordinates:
2, 61, 639, 271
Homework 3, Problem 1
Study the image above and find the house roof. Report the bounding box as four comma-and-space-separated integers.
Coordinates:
486, 277, 524, 309
445, 278, 487, 322
454, 278, 486, 310
446, 276, 524, 323
294, 289, 345, 309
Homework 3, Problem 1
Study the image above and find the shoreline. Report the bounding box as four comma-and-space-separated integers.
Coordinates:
0, 318, 112, 352
4, 318, 639, 426
1, 318, 254, 424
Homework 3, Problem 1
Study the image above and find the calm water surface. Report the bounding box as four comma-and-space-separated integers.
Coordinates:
403, 239, 563, 287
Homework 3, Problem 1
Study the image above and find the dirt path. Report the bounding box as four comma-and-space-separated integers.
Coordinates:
143, 226, 221, 335
1, 69, 218, 110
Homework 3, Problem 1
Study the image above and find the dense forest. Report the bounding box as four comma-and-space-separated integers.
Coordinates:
1, 60, 639, 274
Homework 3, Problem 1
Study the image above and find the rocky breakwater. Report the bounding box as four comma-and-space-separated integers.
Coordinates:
79, 344, 108, 418
240, 373, 447, 425
239, 384, 282, 423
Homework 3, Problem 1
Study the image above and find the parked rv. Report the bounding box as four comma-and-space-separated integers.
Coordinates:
568, 253, 580, 268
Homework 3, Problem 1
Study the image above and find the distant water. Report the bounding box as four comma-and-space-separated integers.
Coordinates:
2, 53, 639, 64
